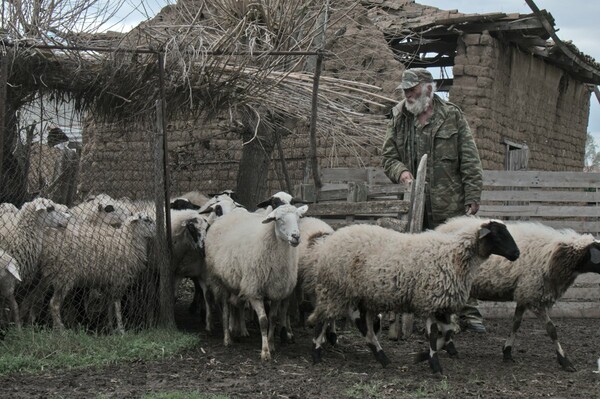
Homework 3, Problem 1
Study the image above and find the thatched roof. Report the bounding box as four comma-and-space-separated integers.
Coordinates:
3, 0, 398, 155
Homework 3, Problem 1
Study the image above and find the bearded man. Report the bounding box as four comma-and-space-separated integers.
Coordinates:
382, 68, 486, 332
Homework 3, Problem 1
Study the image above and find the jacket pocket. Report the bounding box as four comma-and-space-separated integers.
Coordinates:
434, 129, 458, 161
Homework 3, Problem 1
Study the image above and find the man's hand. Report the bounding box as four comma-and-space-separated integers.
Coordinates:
465, 202, 480, 215
399, 171, 414, 184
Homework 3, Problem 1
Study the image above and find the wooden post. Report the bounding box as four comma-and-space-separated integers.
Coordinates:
275, 130, 293, 194
308, 51, 324, 190
155, 52, 175, 329
397, 154, 427, 340
0, 52, 7, 180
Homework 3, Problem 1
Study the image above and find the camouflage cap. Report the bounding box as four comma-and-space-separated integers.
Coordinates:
396, 68, 434, 90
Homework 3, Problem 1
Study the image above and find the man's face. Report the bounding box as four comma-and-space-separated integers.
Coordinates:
403, 83, 432, 115
403, 83, 423, 104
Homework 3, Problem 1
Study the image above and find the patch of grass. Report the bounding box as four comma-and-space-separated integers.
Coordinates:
0, 327, 199, 375
140, 392, 230, 399
412, 378, 451, 398
345, 380, 384, 399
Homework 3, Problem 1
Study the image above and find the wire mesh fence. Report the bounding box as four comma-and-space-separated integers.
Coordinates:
0, 94, 174, 334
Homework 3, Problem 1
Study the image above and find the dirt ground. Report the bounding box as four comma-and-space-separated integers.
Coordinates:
1, 307, 599, 399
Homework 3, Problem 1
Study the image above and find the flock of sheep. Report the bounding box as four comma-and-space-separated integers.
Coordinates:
0, 189, 599, 376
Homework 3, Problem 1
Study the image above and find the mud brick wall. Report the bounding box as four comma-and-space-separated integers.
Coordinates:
451, 32, 590, 171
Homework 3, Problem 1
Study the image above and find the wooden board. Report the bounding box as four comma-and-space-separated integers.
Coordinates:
483, 170, 600, 188
305, 200, 410, 217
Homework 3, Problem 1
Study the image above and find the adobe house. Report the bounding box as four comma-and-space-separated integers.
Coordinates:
366, 0, 600, 171
76, 1, 600, 201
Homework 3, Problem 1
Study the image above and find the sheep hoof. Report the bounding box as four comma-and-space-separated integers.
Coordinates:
428, 353, 443, 375
502, 346, 514, 362
261, 351, 271, 361
326, 331, 338, 346
376, 351, 391, 367
557, 354, 576, 372
432, 371, 445, 380
311, 345, 323, 364
444, 342, 459, 358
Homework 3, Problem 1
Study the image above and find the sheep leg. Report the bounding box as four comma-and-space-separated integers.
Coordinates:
537, 308, 576, 372
49, 287, 68, 331
113, 299, 125, 335
438, 313, 459, 358
278, 298, 294, 344
229, 301, 249, 338
267, 300, 281, 352
416, 316, 444, 375
7, 292, 21, 330
365, 309, 390, 367
221, 298, 232, 347
248, 298, 271, 361
325, 319, 338, 346
198, 280, 213, 333
388, 312, 400, 340
188, 277, 203, 315
311, 320, 329, 364
503, 304, 526, 362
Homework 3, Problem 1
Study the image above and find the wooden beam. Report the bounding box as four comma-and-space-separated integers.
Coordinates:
390, 40, 456, 54
524, 0, 600, 80
594, 86, 600, 105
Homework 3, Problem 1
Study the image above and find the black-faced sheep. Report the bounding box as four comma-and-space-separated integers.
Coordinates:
307, 219, 520, 375
438, 216, 600, 372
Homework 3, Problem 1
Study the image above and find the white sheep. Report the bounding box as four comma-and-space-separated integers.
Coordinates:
438, 216, 600, 372
0, 198, 70, 287
307, 220, 520, 375
0, 203, 18, 216
281, 217, 335, 343
0, 249, 22, 329
69, 193, 132, 228
205, 203, 308, 361
42, 212, 156, 333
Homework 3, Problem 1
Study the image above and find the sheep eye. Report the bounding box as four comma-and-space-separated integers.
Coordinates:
104, 205, 115, 213
47, 206, 55, 212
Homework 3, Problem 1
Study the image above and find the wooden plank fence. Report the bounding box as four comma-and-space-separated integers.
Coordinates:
299, 168, 600, 319
478, 170, 600, 318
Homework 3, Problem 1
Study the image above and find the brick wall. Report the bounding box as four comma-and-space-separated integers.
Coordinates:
451, 32, 591, 171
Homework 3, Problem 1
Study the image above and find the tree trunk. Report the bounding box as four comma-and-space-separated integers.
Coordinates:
236, 120, 276, 211
0, 104, 28, 206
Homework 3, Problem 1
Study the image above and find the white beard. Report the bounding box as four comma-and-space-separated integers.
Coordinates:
405, 93, 432, 115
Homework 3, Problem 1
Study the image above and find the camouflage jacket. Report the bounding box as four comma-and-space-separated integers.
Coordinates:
382, 95, 483, 224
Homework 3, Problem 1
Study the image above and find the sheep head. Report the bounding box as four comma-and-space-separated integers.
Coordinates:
574, 240, 600, 274
30, 198, 71, 228
262, 204, 308, 247
477, 220, 520, 261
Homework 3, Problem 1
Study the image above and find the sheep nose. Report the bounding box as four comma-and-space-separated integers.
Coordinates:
290, 233, 300, 247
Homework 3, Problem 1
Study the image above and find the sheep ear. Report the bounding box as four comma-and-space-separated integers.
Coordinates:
6, 261, 21, 282
256, 198, 272, 209
296, 205, 309, 217
263, 210, 277, 224
590, 246, 600, 264
478, 227, 491, 239
35, 202, 47, 211
198, 206, 214, 215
